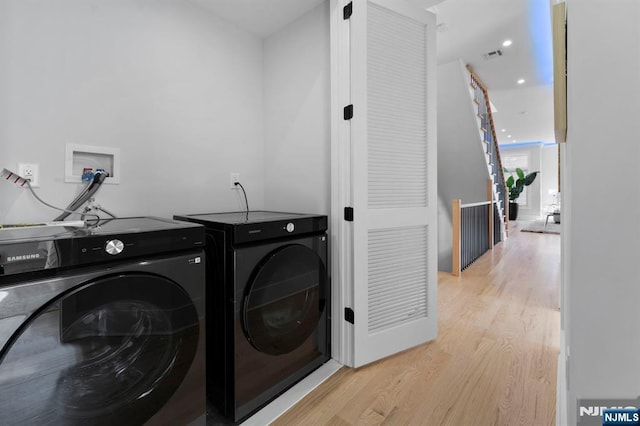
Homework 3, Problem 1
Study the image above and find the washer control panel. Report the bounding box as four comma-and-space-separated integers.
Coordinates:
285, 223, 295, 233
75, 227, 204, 264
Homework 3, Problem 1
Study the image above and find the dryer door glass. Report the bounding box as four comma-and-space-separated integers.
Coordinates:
0, 273, 199, 426
243, 244, 326, 355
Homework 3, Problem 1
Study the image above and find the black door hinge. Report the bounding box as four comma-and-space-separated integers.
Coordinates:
344, 104, 353, 120
343, 2, 353, 20
345, 307, 354, 324
344, 207, 354, 222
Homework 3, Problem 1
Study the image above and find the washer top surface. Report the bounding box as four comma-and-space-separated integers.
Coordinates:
0, 217, 201, 244
181, 211, 323, 225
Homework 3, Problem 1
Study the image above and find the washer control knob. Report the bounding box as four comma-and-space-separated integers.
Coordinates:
286, 223, 295, 233
105, 239, 124, 255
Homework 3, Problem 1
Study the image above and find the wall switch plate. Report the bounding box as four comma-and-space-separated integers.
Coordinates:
230, 173, 240, 189
18, 163, 39, 187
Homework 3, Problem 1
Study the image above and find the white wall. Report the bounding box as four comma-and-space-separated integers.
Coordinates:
263, 1, 330, 215
0, 0, 265, 224
564, 1, 640, 425
540, 144, 559, 209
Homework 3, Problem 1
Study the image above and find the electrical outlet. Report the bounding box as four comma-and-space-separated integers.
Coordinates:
230, 173, 240, 189
18, 163, 39, 187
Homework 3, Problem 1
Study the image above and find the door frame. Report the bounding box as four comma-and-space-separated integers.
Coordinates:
329, 0, 353, 367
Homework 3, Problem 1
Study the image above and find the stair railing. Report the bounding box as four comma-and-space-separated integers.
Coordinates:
452, 179, 496, 276
466, 65, 509, 236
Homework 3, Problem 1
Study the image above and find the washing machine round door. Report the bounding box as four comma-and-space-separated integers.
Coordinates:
0, 273, 199, 426
243, 244, 326, 355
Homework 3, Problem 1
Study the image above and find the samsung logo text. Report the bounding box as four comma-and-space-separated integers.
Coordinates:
7, 254, 40, 262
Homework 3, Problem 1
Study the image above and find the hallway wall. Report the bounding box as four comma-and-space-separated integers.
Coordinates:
563, 1, 640, 424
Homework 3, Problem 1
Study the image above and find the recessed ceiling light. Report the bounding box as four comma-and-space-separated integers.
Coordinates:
507, 134, 512, 138
502, 39, 513, 47
501, 129, 506, 132
517, 78, 525, 84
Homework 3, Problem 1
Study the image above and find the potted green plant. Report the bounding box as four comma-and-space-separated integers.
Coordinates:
503, 167, 539, 220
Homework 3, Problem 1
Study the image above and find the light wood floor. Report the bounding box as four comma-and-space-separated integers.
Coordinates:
273, 223, 560, 426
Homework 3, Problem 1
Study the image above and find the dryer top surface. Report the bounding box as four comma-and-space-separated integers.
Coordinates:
177, 211, 325, 226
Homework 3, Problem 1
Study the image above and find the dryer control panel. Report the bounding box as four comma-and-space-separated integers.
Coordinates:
234, 217, 326, 244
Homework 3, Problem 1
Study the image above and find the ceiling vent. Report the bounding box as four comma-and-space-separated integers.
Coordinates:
482, 49, 504, 60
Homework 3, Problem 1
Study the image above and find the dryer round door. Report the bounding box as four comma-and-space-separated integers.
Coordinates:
0, 273, 199, 426
242, 244, 326, 355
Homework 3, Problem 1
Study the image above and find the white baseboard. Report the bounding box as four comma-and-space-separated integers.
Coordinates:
557, 333, 568, 426
240, 359, 342, 425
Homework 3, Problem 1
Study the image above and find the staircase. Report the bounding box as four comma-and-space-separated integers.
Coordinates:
437, 59, 505, 272
437, 59, 508, 273
467, 66, 508, 241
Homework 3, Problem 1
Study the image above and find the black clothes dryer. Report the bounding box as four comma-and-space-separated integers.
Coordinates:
0, 217, 206, 426
173, 211, 329, 423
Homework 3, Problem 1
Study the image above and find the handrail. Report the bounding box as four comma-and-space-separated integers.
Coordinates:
460, 200, 491, 208
466, 64, 509, 236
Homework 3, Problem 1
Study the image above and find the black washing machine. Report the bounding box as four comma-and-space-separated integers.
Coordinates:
0, 217, 206, 425
173, 211, 330, 423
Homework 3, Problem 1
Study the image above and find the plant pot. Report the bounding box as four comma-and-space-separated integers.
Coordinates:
508, 202, 519, 221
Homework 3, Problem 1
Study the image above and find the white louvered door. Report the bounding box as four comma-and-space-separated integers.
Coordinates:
349, 0, 437, 367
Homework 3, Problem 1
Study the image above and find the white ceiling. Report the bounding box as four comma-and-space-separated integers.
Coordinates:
194, 0, 555, 144
435, 0, 555, 144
